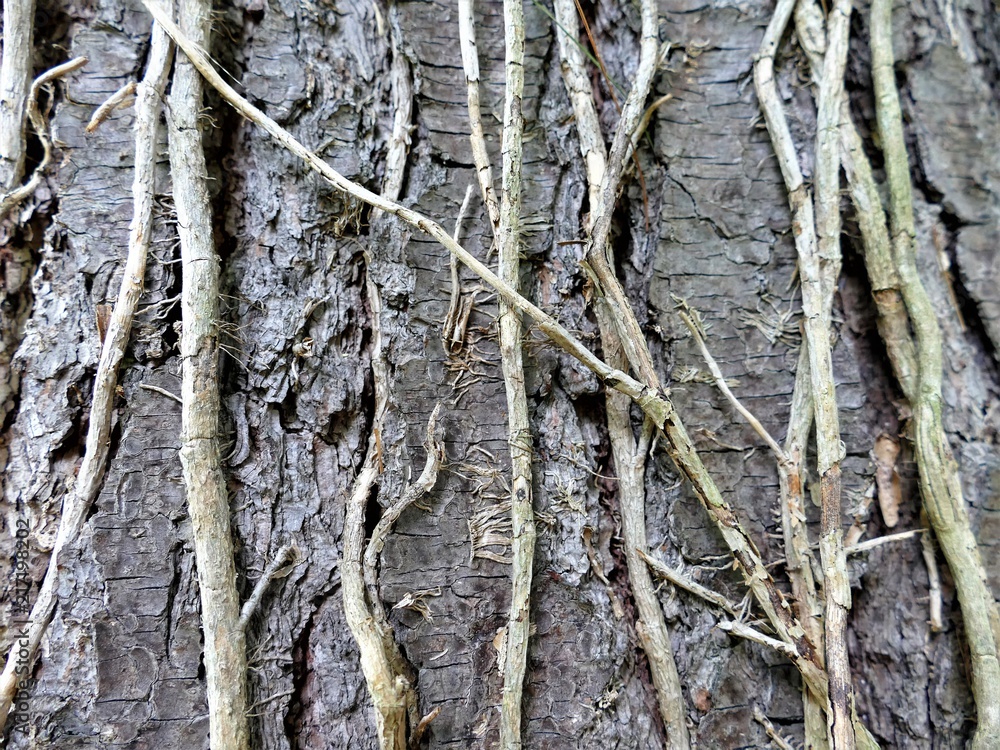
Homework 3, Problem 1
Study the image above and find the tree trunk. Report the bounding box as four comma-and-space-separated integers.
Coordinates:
2, 0, 999, 748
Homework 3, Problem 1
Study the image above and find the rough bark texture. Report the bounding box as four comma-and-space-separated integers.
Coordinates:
2, 0, 999, 748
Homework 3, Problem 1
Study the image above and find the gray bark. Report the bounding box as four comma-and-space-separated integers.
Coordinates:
2, 0, 999, 748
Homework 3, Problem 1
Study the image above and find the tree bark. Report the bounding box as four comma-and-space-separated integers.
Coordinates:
2, 0, 999, 748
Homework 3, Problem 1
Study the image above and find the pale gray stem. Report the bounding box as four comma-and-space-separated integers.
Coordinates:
494, 1, 534, 745
718, 620, 800, 661
342, 258, 414, 749
363, 405, 445, 629
239, 544, 299, 631
457, 0, 501, 233
638, 549, 740, 616
86, 80, 138, 133
795, 0, 919, 402
342, 15, 421, 747
753, 705, 800, 750
813, 2, 857, 746
845, 529, 923, 555
756, 1, 880, 745
918, 523, 944, 632
553, 3, 689, 744
602, 309, 690, 748
678, 306, 788, 462
168, 0, 249, 744
142, 11, 825, 706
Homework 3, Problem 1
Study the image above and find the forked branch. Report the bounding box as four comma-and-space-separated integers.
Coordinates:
553, 1, 688, 744
755, 0, 877, 744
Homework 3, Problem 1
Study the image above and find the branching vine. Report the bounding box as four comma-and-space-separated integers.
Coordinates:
553, 1, 688, 745
143, 6, 840, 741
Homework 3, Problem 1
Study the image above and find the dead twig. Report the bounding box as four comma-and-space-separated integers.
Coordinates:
844, 529, 922, 555
918, 518, 944, 633
139, 382, 183, 404
86, 80, 138, 133
718, 620, 800, 662
363, 404, 445, 627
239, 544, 300, 630
442, 185, 476, 352
676, 299, 787, 462
639, 550, 740, 617
753, 705, 799, 750
457, 0, 501, 235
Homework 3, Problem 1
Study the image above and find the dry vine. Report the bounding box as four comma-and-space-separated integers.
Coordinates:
753, 0, 883, 745
457, 2, 536, 744
553, 0, 688, 745
870, 0, 1000, 743
0, 0, 35, 192
146, 0, 826, 716
0, 12, 173, 731
0, 57, 88, 220
794, 0, 1000, 743
166, 0, 249, 745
